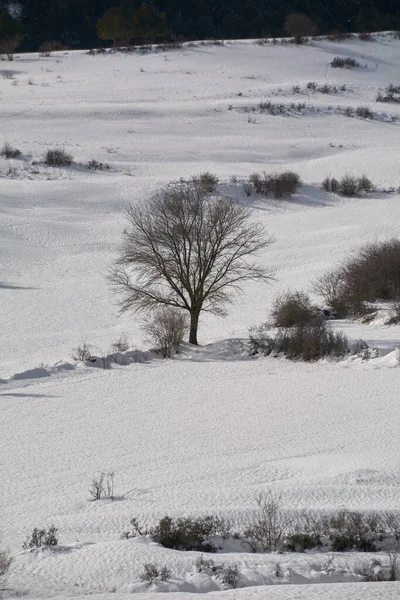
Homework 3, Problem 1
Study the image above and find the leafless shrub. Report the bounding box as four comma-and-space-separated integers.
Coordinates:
321, 176, 340, 193
72, 342, 92, 362
144, 307, 188, 357
121, 517, 149, 539
247, 171, 301, 198
242, 181, 253, 196
195, 555, 239, 587
0, 545, 13, 587
22, 526, 58, 549
142, 563, 171, 584
356, 555, 397, 582
322, 175, 374, 196
86, 159, 110, 170
314, 239, 400, 316
331, 56, 360, 68
44, 148, 73, 166
271, 291, 321, 327
250, 320, 348, 360
192, 172, 219, 193
356, 561, 385, 581
258, 100, 306, 115
89, 471, 115, 500
1, 70, 15, 79
344, 106, 355, 117
329, 509, 376, 551
151, 515, 227, 552
0, 34, 22, 61
326, 32, 352, 42
339, 175, 362, 196
0, 141, 21, 158
356, 106, 373, 119
358, 32, 373, 41
221, 564, 240, 587
387, 83, 400, 94
111, 333, 130, 353
376, 84, 400, 104
357, 174, 374, 192
351, 339, 372, 360
38, 40, 67, 57
244, 490, 292, 552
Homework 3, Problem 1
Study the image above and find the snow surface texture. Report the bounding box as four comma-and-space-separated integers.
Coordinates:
1, 34, 400, 599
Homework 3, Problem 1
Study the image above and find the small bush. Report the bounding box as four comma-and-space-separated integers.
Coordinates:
151, 515, 227, 552
314, 239, 400, 317
192, 172, 218, 193
23, 526, 58, 549
44, 148, 73, 166
339, 175, 362, 197
195, 556, 239, 588
271, 291, 321, 327
357, 174, 374, 192
250, 321, 348, 361
0, 141, 21, 159
111, 333, 130, 354
258, 100, 306, 115
121, 517, 149, 539
143, 307, 188, 358
331, 56, 361, 68
72, 342, 92, 362
376, 85, 400, 104
326, 32, 352, 42
247, 171, 301, 198
86, 159, 110, 170
142, 563, 172, 584
321, 175, 374, 197
242, 181, 253, 196
285, 533, 322, 552
221, 565, 240, 588
89, 471, 115, 500
0, 545, 13, 587
321, 176, 340, 193
38, 40, 67, 57
356, 562, 385, 581
356, 106, 373, 119
358, 32, 373, 41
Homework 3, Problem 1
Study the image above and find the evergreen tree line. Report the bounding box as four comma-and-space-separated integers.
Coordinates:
0, 0, 399, 52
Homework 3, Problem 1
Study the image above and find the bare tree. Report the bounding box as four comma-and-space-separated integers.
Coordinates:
284, 13, 319, 44
111, 180, 273, 345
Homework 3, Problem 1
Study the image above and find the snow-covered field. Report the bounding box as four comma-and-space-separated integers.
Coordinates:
1, 34, 400, 599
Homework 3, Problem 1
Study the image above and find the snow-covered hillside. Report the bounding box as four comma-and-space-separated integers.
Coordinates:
1, 34, 400, 599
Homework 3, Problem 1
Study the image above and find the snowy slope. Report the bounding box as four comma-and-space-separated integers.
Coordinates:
1, 34, 400, 598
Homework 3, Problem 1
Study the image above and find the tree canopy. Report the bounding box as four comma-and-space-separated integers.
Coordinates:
3, 0, 400, 51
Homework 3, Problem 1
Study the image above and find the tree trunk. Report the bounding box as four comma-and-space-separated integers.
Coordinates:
189, 310, 200, 345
